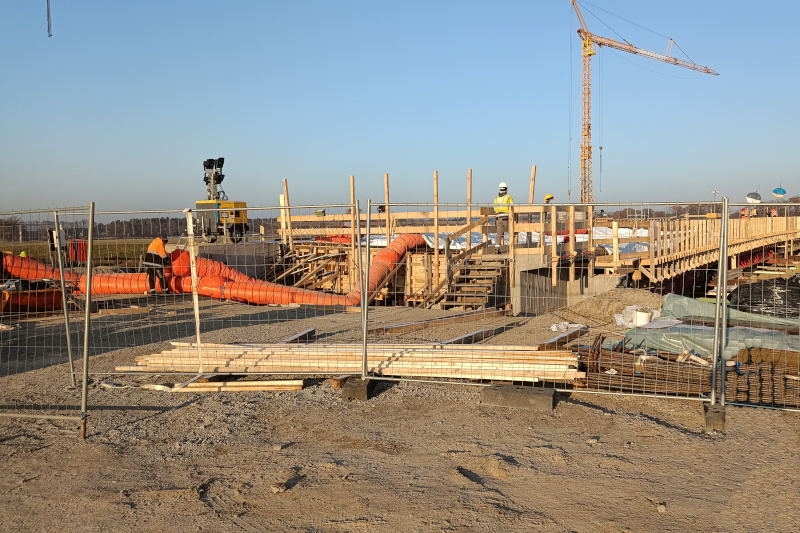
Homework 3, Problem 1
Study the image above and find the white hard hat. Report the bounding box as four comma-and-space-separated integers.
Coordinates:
498, 182, 508, 189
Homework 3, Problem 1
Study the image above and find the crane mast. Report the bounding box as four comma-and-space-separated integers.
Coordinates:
570, 1, 718, 204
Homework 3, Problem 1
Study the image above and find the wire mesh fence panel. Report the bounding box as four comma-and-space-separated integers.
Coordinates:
722, 201, 800, 410
360, 201, 574, 387
84, 209, 202, 381
553, 201, 725, 399
0, 208, 91, 420
114, 204, 370, 382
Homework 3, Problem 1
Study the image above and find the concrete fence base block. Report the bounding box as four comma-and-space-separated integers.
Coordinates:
481, 384, 555, 411
703, 403, 726, 433
341, 378, 376, 402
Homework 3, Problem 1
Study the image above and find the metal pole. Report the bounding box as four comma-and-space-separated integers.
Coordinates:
53, 212, 76, 387
359, 200, 370, 379
79, 202, 95, 440
719, 197, 730, 405
186, 211, 204, 374
711, 197, 730, 405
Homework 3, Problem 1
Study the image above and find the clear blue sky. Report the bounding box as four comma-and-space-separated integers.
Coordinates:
1, 1, 796, 212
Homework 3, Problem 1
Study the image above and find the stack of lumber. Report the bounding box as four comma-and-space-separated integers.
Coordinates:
116, 342, 583, 383
727, 362, 800, 407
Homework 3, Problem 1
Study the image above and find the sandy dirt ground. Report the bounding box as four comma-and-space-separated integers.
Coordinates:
1, 288, 798, 532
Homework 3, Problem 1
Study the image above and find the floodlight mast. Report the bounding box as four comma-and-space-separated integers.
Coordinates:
203, 158, 227, 201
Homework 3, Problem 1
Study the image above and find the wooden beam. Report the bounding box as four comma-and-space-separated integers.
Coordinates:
280, 328, 316, 343
384, 173, 391, 241
173, 379, 304, 392
441, 321, 523, 345
368, 307, 510, 335
282, 179, 295, 254
537, 325, 589, 350
434, 170, 440, 286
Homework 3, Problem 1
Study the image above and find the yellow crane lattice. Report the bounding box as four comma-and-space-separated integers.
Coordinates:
570, 1, 718, 203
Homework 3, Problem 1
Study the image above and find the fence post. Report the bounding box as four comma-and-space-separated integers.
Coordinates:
79, 202, 95, 440
186, 210, 204, 374
719, 198, 730, 405
53, 211, 76, 387
711, 197, 730, 405
359, 201, 370, 379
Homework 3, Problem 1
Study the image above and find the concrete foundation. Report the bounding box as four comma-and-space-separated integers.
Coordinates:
703, 403, 725, 432
480, 384, 555, 411
341, 378, 376, 402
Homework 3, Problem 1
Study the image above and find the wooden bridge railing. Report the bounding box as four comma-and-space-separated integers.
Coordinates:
280, 207, 800, 286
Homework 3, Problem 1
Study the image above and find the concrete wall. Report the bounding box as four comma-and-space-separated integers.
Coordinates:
512, 254, 626, 315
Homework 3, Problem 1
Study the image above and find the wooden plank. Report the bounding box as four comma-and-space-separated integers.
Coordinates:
368, 307, 509, 335
98, 306, 151, 316
279, 328, 316, 343
441, 321, 522, 345
173, 379, 304, 392
537, 325, 589, 350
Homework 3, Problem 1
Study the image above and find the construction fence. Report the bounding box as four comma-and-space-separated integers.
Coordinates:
1, 198, 799, 435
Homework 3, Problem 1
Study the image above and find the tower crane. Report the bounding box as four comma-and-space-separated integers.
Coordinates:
570, 1, 718, 203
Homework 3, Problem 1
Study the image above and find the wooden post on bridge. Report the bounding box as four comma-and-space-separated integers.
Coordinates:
467, 169, 473, 226
282, 179, 295, 255
587, 204, 595, 278
528, 165, 536, 245
350, 175, 357, 290
434, 171, 440, 285
568, 205, 575, 282
384, 173, 391, 243
550, 204, 558, 287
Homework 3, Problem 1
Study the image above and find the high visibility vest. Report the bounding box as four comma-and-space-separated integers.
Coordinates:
750, 209, 758, 217
147, 238, 167, 258
494, 194, 513, 216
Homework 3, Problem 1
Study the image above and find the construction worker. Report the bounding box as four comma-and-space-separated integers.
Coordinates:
770, 208, 778, 217
750, 208, 759, 218
143, 237, 170, 294
740, 208, 749, 218
493, 182, 513, 246
544, 194, 554, 204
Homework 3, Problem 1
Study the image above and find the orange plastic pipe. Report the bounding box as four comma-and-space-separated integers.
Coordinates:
2, 253, 79, 282
3, 234, 426, 306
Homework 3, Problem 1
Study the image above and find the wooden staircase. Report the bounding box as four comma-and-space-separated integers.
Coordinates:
438, 255, 509, 311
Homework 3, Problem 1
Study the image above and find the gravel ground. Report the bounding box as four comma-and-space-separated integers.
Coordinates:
1, 288, 798, 532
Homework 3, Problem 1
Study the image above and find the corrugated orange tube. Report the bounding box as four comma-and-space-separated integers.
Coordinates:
2, 253, 79, 282
170, 250, 255, 283
3, 234, 427, 306
78, 272, 152, 295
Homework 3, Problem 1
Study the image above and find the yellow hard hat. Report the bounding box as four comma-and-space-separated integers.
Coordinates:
19, 251, 27, 258
544, 194, 554, 200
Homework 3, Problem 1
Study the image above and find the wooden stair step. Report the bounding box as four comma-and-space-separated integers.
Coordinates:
442, 295, 488, 302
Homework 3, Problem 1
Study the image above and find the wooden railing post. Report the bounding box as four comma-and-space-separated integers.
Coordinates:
550, 205, 558, 287
568, 205, 575, 282
282, 179, 295, 255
